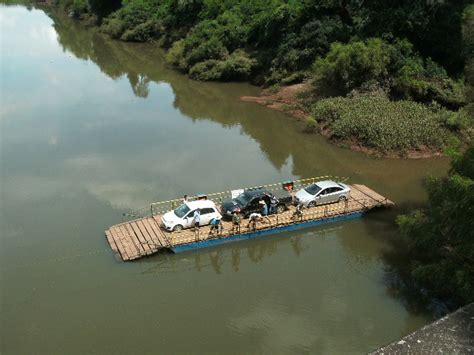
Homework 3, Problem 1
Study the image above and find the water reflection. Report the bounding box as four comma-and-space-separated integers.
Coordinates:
140, 227, 337, 276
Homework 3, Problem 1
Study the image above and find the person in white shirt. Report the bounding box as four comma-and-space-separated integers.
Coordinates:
247, 212, 262, 231
193, 209, 201, 241
193, 209, 201, 228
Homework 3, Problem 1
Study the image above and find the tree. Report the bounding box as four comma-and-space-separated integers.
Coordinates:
397, 144, 474, 306
89, 0, 122, 21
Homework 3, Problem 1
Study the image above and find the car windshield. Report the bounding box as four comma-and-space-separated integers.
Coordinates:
174, 204, 190, 218
305, 184, 322, 195
235, 192, 251, 206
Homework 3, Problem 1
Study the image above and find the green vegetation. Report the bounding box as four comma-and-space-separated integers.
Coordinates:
307, 94, 467, 154
51, 0, 472, 155
312, 38, 466, 108
52, 0, 121, 23
90, 0, 470, 83
55, 0, 89, 19
188, 50, 257, 81
53, 0, 470, 82
396, 145, 474, 306
463, 5, 474, 117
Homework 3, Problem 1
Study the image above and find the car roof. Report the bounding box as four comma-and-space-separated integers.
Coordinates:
314, 180, 341, 189
186, 200, 216, 209
244, 189, 269, 197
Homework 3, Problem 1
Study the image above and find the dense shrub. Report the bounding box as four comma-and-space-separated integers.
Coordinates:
88, 0, 121, 20
67, 0, 472, 89
313, 38, 466, 108
188, 49, 256, 81
100, 0, 203, 42
185, 36, 228, 66
437, 107, 472, 131
56, 0, 91, 18
463, 5, 474, 59
165, 39, 187, 71
396, 145, 474, 306
120, 20, 162, 42
463, 5, 474, 116
100, 15, 126, 38
361, 0, 471, 73
101, 0, 159, 39
264, 17, 347, 85
313, 38, 392, 93
393, 57, 466, 108
220, 50, 256, 80
309, 94, 457, 153
188, 59, 222, 81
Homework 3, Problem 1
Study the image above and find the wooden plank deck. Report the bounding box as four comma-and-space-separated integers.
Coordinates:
105, 184, 394, 261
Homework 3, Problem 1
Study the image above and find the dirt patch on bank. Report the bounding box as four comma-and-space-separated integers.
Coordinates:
240, 83, 311, 120
240, 83, 445, 159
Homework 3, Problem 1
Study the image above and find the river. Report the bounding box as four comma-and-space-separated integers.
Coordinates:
0, 5, 450, 354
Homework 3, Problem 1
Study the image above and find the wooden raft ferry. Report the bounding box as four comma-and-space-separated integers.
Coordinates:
105, 178, 394, 261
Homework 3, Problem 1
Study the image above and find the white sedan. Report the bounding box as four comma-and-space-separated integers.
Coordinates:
161, 200, 221, 232
294, 180, 350, 207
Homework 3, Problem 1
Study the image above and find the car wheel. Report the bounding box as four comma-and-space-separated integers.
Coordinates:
338, 196, 347, 202
173, 224, 183, 232
308, 201, 316, 208
276, 205, 285, 214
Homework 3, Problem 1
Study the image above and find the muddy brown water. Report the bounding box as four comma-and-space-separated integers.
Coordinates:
0, 5, 450, 354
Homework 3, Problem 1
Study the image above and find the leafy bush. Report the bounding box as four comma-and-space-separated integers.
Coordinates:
396, 144, 474, 306
188, 59, 222, 81
120, 20, 162, 42
165, 39, 187, 71
463, 5, 474, 59
101, 13, 126, 38
188, 49, 256, 81
101, 0, 159, 39
313, 38, 466, 108
437, 107, 472, 131
313, 38, 392, 93
219, 49, 256, 80
393, 57, 466, 108
56, 0, 91, 18
309, 94, 456, 153
185, 36, 228, 66
463, 5, 474, 116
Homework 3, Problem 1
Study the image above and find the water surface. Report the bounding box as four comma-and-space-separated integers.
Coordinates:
0, 5, 449, 354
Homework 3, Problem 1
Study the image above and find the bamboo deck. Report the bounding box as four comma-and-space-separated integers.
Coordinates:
105, 184, 394, 261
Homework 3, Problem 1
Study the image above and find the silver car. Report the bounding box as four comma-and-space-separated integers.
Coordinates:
294, 180, 350, 207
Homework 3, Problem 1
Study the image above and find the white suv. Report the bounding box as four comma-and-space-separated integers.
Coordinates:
161, 200, 222, 232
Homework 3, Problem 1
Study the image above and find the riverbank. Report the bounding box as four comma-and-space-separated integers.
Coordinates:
240, 83, 309, 120
241, 83, 455, 159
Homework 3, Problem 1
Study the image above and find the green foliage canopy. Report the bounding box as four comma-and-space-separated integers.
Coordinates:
397, 145, 474, 306
313, 38, 466, 108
